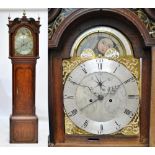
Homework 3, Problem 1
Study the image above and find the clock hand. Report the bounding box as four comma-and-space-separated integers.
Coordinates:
68, 78, 98, 97
80, 92, 109, 111
21, 40, 29, 47
94, 75, 106, 91
80, 98, 99, 111
109, 76, 135, 94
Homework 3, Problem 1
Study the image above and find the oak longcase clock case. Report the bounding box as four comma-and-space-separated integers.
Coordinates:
8, 13, 40, 143
48, 9, 155, 147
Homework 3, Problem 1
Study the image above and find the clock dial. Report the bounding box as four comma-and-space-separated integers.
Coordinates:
71, 27, 133, 58
63, 58, 139, 135
15, 27, 33, 55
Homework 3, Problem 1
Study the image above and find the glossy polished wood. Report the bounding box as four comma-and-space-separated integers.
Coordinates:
12, 62, 36, 115
49, 135, 147, 147
8, 14, 40, 143
150, 47, 155, 146
49, 9, 155, 48
48, 8, 154, 146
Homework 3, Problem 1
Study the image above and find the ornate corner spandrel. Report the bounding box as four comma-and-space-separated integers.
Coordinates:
131, 9, 155, 38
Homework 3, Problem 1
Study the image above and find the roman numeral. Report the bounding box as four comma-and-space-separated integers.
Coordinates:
98, 63, 102, 70
96, 59, 104, 70
124, 109, 134, 118
64, 95, 74, 99
67, 109, 78, 117
98, 124, 104, 134
113, 64, 120, 73
128, 95, 139, 99
124, 109, 132, 115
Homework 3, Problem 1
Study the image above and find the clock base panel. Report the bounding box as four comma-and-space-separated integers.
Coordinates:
10, 115, 38, 143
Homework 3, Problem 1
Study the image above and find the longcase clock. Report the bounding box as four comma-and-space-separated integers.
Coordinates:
48, 9, 155, 146
8, 12, 40, 143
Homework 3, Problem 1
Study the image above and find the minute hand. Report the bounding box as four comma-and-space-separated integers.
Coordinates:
68, 79, 97, 96
119, 76, 135, 87
110, 76, 136, 94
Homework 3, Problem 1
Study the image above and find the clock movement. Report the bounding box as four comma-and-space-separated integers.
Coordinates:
48, 8, 155, 146
8, 12, 40, 143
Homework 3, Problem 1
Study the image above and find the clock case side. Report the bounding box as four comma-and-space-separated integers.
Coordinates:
8, 14, 40, 143
48, 8, 153, 146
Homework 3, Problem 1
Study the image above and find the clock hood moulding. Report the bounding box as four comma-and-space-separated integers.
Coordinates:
8, 13, 41, 59
48, 8, 155, 50
48, 8, 154, 146
8, 14, 40, 33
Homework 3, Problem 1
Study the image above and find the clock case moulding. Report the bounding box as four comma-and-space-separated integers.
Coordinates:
8, 14, 40, 143
48, 8, 155, 147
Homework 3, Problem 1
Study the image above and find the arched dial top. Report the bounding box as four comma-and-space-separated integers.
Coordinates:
15, 27, 33, 55
63, 58, 139, 135
70, 27, 133, 58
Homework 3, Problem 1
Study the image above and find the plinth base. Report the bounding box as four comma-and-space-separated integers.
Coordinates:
10, 115, 38, 143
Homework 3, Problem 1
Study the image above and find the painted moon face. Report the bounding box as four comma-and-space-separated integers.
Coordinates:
70, 27, 133, 57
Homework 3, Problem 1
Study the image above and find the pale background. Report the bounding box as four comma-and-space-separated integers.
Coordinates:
0, 9, 48, 146
0, 4, 154, 155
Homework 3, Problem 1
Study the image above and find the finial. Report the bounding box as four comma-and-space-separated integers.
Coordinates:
38, 13, 40, 21
8, 12, 11, 21
23, 10, 26, 16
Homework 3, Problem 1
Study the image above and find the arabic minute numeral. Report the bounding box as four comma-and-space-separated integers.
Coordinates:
68, 76, 77, 85
80, 64, 87, 74
82, 120, 89, 128
115, 121, 121, 130
68, 76, 73, 82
